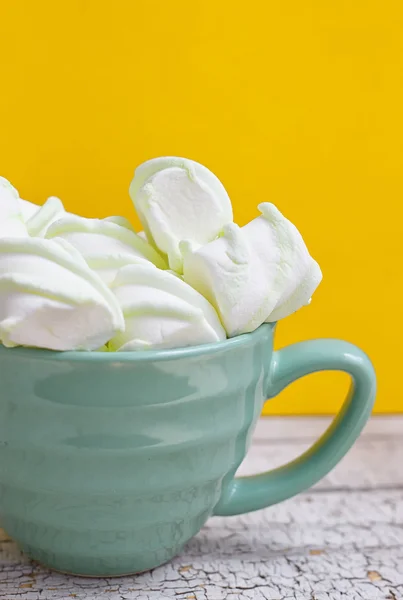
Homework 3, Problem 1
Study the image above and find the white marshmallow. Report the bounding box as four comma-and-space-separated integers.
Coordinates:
182, 202, 322, 336
25, 196, 65, 237
108, 264, 226, 351
0, 177, 28, 237
46, 214, 168, 285
129, 157, 233, 273
19, 198, 39, 222
14, 190, 65, 237
0, 237, 124, 351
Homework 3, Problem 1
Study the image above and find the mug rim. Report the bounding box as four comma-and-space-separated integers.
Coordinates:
0, 323, 275, 363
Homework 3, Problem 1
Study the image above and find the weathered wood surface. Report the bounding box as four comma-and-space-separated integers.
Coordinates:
0, 416, 402, 600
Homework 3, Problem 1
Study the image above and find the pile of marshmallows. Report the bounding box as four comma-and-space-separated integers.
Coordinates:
0, 157, 322, 352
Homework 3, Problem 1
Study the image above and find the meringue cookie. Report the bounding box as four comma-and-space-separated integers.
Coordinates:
0, 237, 124, 351
182, 202, 322, 336
0, 177, 28, 237
46, 214, 168, 285
108, 264, 226, 351
129, 157, 233, 273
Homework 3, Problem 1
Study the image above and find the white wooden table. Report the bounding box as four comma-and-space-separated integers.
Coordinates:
0, 416, 402, 600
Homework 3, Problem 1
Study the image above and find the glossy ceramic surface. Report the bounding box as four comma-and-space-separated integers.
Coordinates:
0, 324, 376, 576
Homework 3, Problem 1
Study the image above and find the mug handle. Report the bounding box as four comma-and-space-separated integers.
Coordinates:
214, 339, 376, 516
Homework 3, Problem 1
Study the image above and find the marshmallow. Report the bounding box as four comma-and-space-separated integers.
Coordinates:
182, 202, 322, 336
108, 263, 226, 351
46, 214, 168, 285
3, 182, 64, 237
0, 237, 124, 350
0, 177, 28, 237
19, 198, 39, 222
25, 196, 65, 237
129, 157, 233, 273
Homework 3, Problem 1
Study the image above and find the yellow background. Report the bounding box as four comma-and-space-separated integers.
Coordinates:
0, 1, 402, 413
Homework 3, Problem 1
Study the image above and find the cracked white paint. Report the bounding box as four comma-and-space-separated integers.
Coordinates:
0, 417, 402, 600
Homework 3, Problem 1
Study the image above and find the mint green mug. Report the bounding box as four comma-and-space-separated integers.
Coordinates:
0, 324, 376, 576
